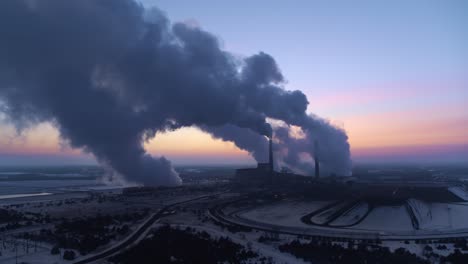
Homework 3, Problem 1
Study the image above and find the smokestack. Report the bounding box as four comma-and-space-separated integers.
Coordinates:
315, 157, 320, 178
314, 141, 320, 178
269, 136, 274, 173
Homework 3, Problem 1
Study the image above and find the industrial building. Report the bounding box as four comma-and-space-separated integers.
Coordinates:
234, 136, 275, 185
234, 136, 321, 185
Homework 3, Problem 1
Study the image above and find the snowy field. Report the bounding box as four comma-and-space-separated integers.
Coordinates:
351, 205, 414, 232
329, 202, 370, 227
448, 186, 468, 201
237, 198, 468, 236
408, 198, 468, 231
238, 200, 334, 228
309, 201, 349, 225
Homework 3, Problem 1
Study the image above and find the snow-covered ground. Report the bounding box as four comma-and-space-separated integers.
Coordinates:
329, 202, 369, 226
310, 201, 348, 225
407, 198, 468, 231
165, 223, 309, 264
352, 205, 414, 232
444, 203, 468, 229
407, 198, 431, 228
0, 187, 214, 264
422, 203, 453, 230
0, 239, 68, 264
449, 186, 468, 201
236, 198, 468, 235
238, 200, 333, 228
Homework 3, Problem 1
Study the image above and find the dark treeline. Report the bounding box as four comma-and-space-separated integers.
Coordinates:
25, 211, 148, 256
279, 240, 429, 264
110, 226, 258, 264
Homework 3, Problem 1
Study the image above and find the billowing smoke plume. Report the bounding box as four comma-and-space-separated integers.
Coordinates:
204, 118, 351, 177
0, 0, 351, 185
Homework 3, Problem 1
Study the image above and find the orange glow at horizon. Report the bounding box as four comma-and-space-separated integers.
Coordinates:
0, 124, 252, 160
0, 122, 82, 155
344, 106, 468, 149
144, 127, 250, 157
1, 101, 467, 162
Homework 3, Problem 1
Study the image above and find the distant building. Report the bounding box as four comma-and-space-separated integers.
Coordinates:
234, 136, 324, 186
235, 162, 274, 185
235, 137, 275, 185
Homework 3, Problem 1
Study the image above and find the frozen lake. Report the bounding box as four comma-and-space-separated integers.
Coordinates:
0, 166, 106, 197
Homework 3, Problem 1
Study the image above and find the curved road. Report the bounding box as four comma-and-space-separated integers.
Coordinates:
210, 198, 468, 241
73, 195, 212, 264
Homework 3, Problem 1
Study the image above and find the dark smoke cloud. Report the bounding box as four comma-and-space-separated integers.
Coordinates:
205, 119, 351, 177
0, 0, 351, 185
272, 118, 352, 176
200, 125, 269, 163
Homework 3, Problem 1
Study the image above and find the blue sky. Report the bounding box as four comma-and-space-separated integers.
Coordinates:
140, 0, 467, 97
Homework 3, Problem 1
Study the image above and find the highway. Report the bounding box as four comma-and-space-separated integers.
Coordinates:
73, 195, 211, 264
209, 198, 468, 241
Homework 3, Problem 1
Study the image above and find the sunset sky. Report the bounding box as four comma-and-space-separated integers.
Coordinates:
0, 0, 467, 165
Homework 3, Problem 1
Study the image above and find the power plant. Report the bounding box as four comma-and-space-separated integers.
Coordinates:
235, 135, 321, 185
235, 136, 275, 185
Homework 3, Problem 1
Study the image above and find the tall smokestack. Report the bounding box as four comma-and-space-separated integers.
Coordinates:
314, 140, 320, 178
269, 136, 274, 172
315, 157, 320, 178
